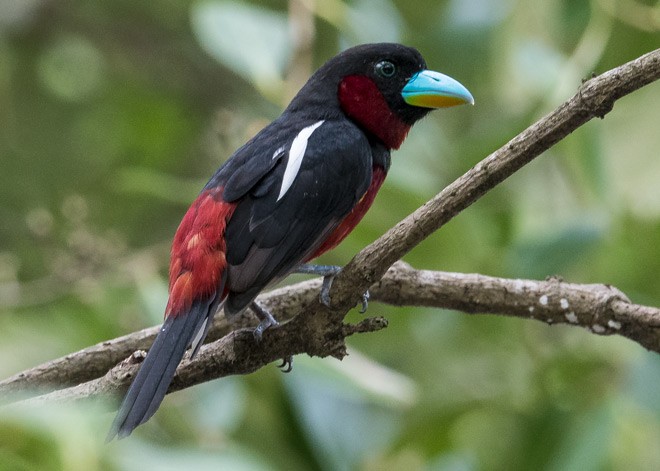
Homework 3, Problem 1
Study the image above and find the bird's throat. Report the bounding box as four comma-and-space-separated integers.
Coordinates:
338, 75, 411, 150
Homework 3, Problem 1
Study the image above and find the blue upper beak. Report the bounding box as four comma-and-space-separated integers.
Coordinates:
402, 70, 474, 108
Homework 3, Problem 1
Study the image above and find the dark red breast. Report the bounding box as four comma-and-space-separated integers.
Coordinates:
307, 165, 386, 260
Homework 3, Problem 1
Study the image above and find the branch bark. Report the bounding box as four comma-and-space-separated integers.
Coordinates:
2, 48, 659, 408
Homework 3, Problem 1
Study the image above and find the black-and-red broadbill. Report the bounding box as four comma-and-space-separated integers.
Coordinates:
107, 43, 473, 439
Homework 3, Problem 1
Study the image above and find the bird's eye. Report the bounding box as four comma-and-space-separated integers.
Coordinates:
375, 60, 396, 78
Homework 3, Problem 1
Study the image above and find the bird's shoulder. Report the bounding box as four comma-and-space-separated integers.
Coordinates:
207, 114, 372, 202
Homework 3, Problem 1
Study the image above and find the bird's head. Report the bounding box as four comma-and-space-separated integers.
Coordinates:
289, 43, 473, 150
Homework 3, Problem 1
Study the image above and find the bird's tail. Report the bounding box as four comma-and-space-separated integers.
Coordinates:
106, 298, 212, 441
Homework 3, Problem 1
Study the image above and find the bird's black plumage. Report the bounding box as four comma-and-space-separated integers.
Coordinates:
221, 118, 373, 314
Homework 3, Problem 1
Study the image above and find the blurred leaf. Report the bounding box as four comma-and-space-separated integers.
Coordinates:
0, 422, 61, 471
111, 440, 272, 471
609, 397, 660, 469
558, 125, 607, 203
136, 276, 169, 325
0, 0, 42, 31
445, 0, 513, 29
388, 117, 453, 198
190, 377, 247, 434
603, 85, 660, 219
283, 354, 415, 471
191, 1, 290, 102
507, 225, 602, 279
508, 39, 564, 106
343, 0, 402, 44
545, 405, 613, 471
115, 167, 202, 205
37, 34, 106, 102
624, 350, 660, 417
427, 452, 477, 471
0, 401, 115, 471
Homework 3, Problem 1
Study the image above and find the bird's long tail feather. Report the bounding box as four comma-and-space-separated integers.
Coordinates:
106, 299, 211, 440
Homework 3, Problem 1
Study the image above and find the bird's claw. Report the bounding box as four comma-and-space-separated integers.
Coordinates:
249, 302, 292, 373
359, 290, 370, 313
321, 277, 369, 312
295, 264, 341, 307
277, 356, 293, 373
250, 301, 279, 342
320, 273, 335, 307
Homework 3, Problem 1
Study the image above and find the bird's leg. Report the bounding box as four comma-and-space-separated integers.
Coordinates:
295, 264, 340, 306
294, 264, 369, 313
250, 301, 278, 341
249, 301, 292, 372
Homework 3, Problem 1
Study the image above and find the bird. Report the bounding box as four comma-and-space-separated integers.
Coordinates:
107, 42, 473, 440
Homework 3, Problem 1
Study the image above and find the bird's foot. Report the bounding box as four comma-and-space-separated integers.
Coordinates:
295, 264, 340, 306
250, 301, 279, 342
249, 301, 293, 372
295, 264, 369, 312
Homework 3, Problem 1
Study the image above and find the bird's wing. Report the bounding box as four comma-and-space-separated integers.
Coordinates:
222, 118, 373, 315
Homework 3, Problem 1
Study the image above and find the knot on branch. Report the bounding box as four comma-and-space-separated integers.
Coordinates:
576, 79, 615, 119
585, 284, 631, 335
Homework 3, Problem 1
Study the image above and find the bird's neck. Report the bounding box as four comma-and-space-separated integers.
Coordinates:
338, 75, 411, 150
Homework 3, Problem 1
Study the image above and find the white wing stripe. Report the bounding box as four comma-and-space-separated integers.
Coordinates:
277, 120, 324, 201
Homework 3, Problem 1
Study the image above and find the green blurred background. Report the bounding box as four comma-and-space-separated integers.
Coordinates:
1, 0, 659, 470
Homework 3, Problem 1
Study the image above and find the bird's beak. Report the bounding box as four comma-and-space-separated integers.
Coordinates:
402, 70, 474, 108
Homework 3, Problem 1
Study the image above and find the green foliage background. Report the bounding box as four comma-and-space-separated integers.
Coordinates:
1, 0, 659, 470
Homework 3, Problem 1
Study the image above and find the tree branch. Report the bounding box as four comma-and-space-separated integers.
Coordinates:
2, 48, 659, 408
7, 261, 660, 407
374, 262, 660, 350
